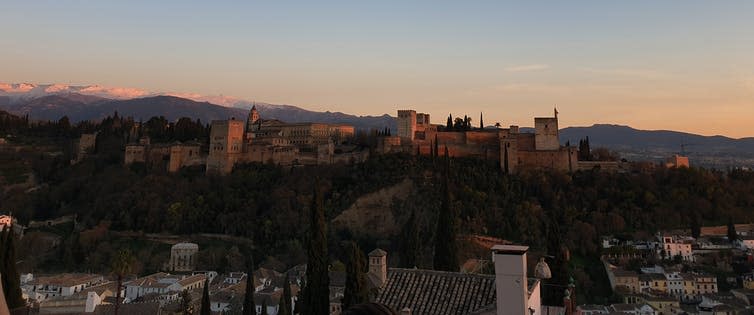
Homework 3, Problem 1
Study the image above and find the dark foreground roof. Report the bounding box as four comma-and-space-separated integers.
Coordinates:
375, 268, 496, 315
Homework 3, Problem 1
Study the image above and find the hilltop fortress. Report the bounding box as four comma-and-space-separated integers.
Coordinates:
124, 106, 614, 174
205, 106, 363, 174
376, 109, 583, 173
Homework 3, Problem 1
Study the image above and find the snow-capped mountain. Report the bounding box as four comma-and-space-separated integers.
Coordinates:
0, 83, 152, 103
0, 82, 397, 131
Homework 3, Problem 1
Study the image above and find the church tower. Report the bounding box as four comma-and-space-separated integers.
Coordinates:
247, 105, 260, 132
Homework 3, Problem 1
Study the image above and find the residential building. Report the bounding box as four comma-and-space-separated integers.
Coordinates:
659, 235, 694, 262
23, 274, 104, 302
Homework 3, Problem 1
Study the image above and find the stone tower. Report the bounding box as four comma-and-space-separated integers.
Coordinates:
207, 119, 245, 175
534, 109, 559, 151
397, 110, 417, 141
368, 248, 388, 288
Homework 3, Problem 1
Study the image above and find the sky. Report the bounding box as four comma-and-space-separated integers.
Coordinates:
2, 1, 754, 137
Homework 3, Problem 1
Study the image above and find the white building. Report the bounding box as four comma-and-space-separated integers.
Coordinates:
22, 274, 104, 302
665, 272, 685, 297
125, 272, 205, 302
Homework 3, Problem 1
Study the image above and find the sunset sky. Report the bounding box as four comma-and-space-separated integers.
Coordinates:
2, 1, 754, 137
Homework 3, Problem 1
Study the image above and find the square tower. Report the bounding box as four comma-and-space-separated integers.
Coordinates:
534, 117, 559, 151
207, 119, 245, 174
397, 110, 417, 140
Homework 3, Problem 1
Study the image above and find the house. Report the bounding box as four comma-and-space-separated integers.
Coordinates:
223, 272, 246, 285
735, 236, 754, 250
23, 273, 104, 302
665, 272, 686, 297
124, 272, 206, 303
613, 270, 641, 294
37, 282, 119, 313
609, 303, 656, 315
576, 304, 609, 315
641, 295, 679, 315
658, 235, 694, 262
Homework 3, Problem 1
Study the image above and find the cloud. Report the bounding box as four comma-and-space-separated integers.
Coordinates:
504, 64, 550, 72
582, 68, 672, 80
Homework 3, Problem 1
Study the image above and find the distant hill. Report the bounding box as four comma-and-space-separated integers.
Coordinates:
560, 124, 754, 167
560, 124, 754, 154
0, 93, 396, 131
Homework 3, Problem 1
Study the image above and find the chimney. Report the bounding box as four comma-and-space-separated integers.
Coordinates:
492, 245, 533, 315
368, 249, 388, 288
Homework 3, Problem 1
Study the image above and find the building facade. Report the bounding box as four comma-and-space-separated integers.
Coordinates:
169, 242, 199, 272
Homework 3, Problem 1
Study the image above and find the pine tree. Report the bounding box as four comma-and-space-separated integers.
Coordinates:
303, 185, 330, 315
2, 226, 25, 309
342, 241, 368, 309
400, 211, 420, 268
200, 279, 211, 315
243, 260, 256, 315
433, 147, 459, 271
279, 278, 292, 315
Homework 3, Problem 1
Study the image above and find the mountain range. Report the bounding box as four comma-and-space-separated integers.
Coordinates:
2, 82, 753, 168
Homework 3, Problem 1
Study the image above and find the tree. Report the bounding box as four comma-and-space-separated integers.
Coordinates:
400, 211, 420, 268
260, 299, 269, 315
342, 241, 369, 308
728, 217, 738, 241
1, 226, 25, 309
302, 185, 330, 315
433, 148, 459, 271
200, 279, 211, 315
446, 115, 453, 130
110, 249, 135, 315
279, 278, 292, 315
479, 112, 484, 129
243, 260, 256, 315
690, 213, 701, 239
181, 289, 194, 314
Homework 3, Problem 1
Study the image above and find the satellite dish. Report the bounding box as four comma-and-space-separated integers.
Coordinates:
535, 257, 552, 279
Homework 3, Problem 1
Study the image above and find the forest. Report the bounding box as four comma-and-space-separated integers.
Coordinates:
3, 111, 754, 304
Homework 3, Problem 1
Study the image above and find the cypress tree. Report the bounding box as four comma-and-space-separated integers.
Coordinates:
433, 147, 459, 271
200, 279, 211, 315
279, 278, 292, 315
342, 241, 368, 309
479, 112, 484, 129
243, 260, 256, 315
303, 185, 329, 315
446, 115, 453, 130
728, 217, 738, 241
261, 299, 269, 315
400, 211, 420, 268
2, 226, 24, 309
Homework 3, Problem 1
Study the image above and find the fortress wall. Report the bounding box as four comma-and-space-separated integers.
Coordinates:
516, 134, 536, 151
436, 132, 466, 144
464, 131, 499, 145
517, 149, 575, 172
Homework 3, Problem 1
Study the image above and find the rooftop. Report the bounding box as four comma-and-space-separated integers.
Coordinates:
375, 268, 496, 315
